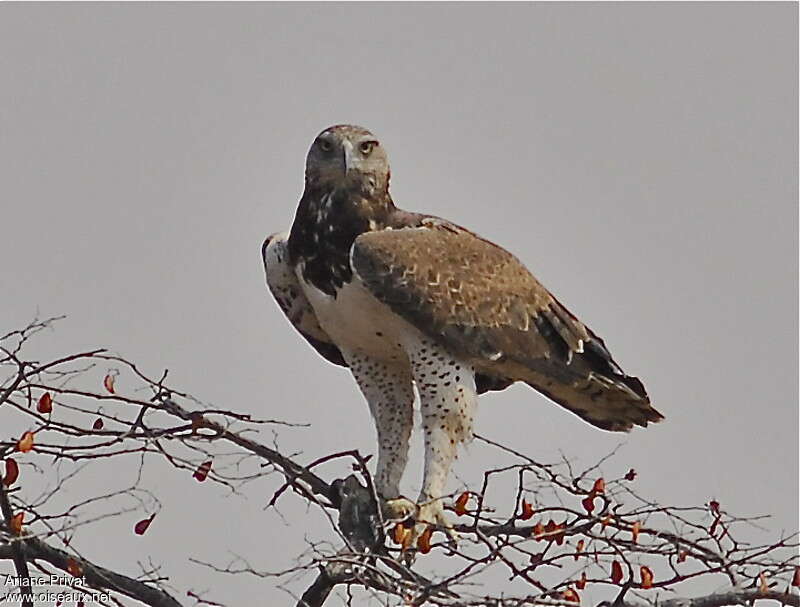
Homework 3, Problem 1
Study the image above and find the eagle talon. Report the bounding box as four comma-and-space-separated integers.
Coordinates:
382, 496, 417, 524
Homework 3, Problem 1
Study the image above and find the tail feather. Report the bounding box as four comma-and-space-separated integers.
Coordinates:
524, 366, 663, 432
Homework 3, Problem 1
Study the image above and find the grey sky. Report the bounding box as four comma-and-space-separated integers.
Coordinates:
1, 2, 797, 605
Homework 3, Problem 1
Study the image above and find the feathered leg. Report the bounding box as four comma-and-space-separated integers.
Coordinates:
345, 351, 415, 499
405, 335, 478, 541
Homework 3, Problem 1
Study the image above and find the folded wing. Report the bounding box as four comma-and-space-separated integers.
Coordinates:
350, 222, 664, 431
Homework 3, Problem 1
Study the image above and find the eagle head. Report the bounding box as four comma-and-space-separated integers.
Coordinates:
305, 125, 390, 197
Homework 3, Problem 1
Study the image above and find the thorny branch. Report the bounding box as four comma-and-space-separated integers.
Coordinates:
1, 318, 798, 607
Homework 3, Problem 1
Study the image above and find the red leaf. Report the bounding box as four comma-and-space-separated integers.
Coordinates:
9, 512, 24, 535
624, 468, 637, 481
417, 525, 433, 554
631, 520, 641, 544
67, 557, 83, 577
134, 514, 156, 536
190, 413, 205, 432
392, 523, 407, 545
574, 538, 585, 560
37, 392, 53, 414
16, 431, 34, 453
581, 495, 595, 514
520, 500, 534, 520
611, 560, 624, 584
454, 492, 469, 516
103, 373, 116, 394
92, 417, 104, 430
592, 478, 606, 494
3, 459, 19, 487
791, 566, 800, 587
401, 524, 413, 551
677, 550, 688, 563
640, 566, 654, 589
576, 572, 587, 590
193, 460, 212, 482
709, 499, 720, 515
555, 522, 566, 546
562, 588, 580, 603
532, 522, 544, 540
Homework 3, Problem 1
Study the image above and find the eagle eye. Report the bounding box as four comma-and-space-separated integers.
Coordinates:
360, 141, 377, 155
319, 139, 333, 152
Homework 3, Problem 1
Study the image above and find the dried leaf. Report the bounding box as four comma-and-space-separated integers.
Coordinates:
562, 588, 580, 603
631, 520, 641, 544
532, 522, 544, 540
103, 373, 116, 394
640, 565, 654, 589
16, 431, 34, 453
9, 512, 24, 535
401, 525, 413, 551
576, 572, 588, 590
791, 566, 800, 587
134, 514, 156, 536
592, 477, 606, 494
520, 499, 534, 520
417, 526, 433, 554
67, 557, 83, 577
677, 550, 688, 563
581, 495, 595, 514
758, 572, 768, 593
454, 492, 469, 516
555, 522, 566, 546
574, 538, 585, 560
601, 515, 613, 529
37, 392, 53, 414
624, 468, 637, 481
709, 499, 720, 515
392, 523, 407, 545
92, 417, 104, 430
190, 413, 205, 432
611, 560, 624, 584
3, 458, 19, 487
193, 460, 212, 482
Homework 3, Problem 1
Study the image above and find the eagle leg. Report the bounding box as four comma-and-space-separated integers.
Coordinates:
405, 335, 478, 545
344, 351, 415, 499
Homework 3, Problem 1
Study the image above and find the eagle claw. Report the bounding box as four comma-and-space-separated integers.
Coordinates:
382, 496, 460, 550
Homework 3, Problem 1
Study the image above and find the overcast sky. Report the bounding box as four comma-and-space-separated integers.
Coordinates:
1, 3, 797, 606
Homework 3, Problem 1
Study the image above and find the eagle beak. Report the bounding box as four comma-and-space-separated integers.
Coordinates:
342, 139, 355, 175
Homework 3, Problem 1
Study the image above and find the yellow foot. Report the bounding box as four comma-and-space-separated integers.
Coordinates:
416, 499, 459, 545
382, 497, 459, 552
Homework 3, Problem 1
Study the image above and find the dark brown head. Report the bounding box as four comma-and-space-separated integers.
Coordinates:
304, 125, 390, 197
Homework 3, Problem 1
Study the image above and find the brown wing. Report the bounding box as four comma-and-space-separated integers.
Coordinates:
351, 221, 664, 431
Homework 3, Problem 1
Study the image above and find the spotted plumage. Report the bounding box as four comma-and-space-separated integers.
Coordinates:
263, 124, 663, 540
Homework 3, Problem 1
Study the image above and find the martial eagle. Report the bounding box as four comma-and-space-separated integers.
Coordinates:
262, 124, 663, 541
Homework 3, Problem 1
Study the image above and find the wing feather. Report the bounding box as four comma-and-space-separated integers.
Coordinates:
351, 222, 663, 431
